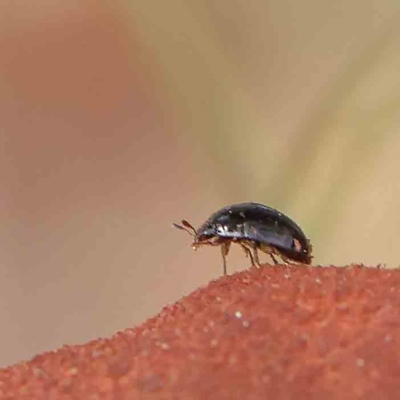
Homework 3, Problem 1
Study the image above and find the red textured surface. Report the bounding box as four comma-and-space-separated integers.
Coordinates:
1, 265, 400, 399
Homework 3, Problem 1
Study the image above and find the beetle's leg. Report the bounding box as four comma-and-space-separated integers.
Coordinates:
270, 252, 279, 265
257, 243, 277, 265
241, 245, 252, 262
279, 253, 291, 265
241, 245, 249, 258
252, 246, 261, 267
245, 241, 261, 267
220, 242, 231, 275
240, 243, 255, 268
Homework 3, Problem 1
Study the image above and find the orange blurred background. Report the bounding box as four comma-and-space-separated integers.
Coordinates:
1, 1, 400, 367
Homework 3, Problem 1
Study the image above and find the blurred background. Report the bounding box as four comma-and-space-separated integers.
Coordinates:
1, 1, 400, 367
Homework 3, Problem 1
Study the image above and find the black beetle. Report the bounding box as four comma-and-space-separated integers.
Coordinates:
173, 202, 312, 275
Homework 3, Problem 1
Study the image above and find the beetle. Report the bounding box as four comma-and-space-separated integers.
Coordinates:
173, 202, 312, 275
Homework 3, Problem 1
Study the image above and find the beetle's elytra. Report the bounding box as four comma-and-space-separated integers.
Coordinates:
173, 202, 313, 275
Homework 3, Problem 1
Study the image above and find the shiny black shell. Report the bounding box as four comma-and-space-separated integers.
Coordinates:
195, 202, 312, 263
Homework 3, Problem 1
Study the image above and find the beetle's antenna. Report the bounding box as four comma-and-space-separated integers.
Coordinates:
173, 220, 197, 237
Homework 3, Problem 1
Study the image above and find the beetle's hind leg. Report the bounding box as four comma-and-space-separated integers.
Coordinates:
278, 253, 292, 265
220, 242, 231, 275
258, 243, 281, 265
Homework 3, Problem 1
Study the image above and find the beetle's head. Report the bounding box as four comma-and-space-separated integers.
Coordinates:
173, 220, 218, 250
173, 220, 200, 249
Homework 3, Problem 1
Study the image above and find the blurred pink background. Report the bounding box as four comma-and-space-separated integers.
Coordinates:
1, 1, 400, 367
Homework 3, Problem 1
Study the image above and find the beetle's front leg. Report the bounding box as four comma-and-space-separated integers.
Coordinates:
220, 241, 231, 275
